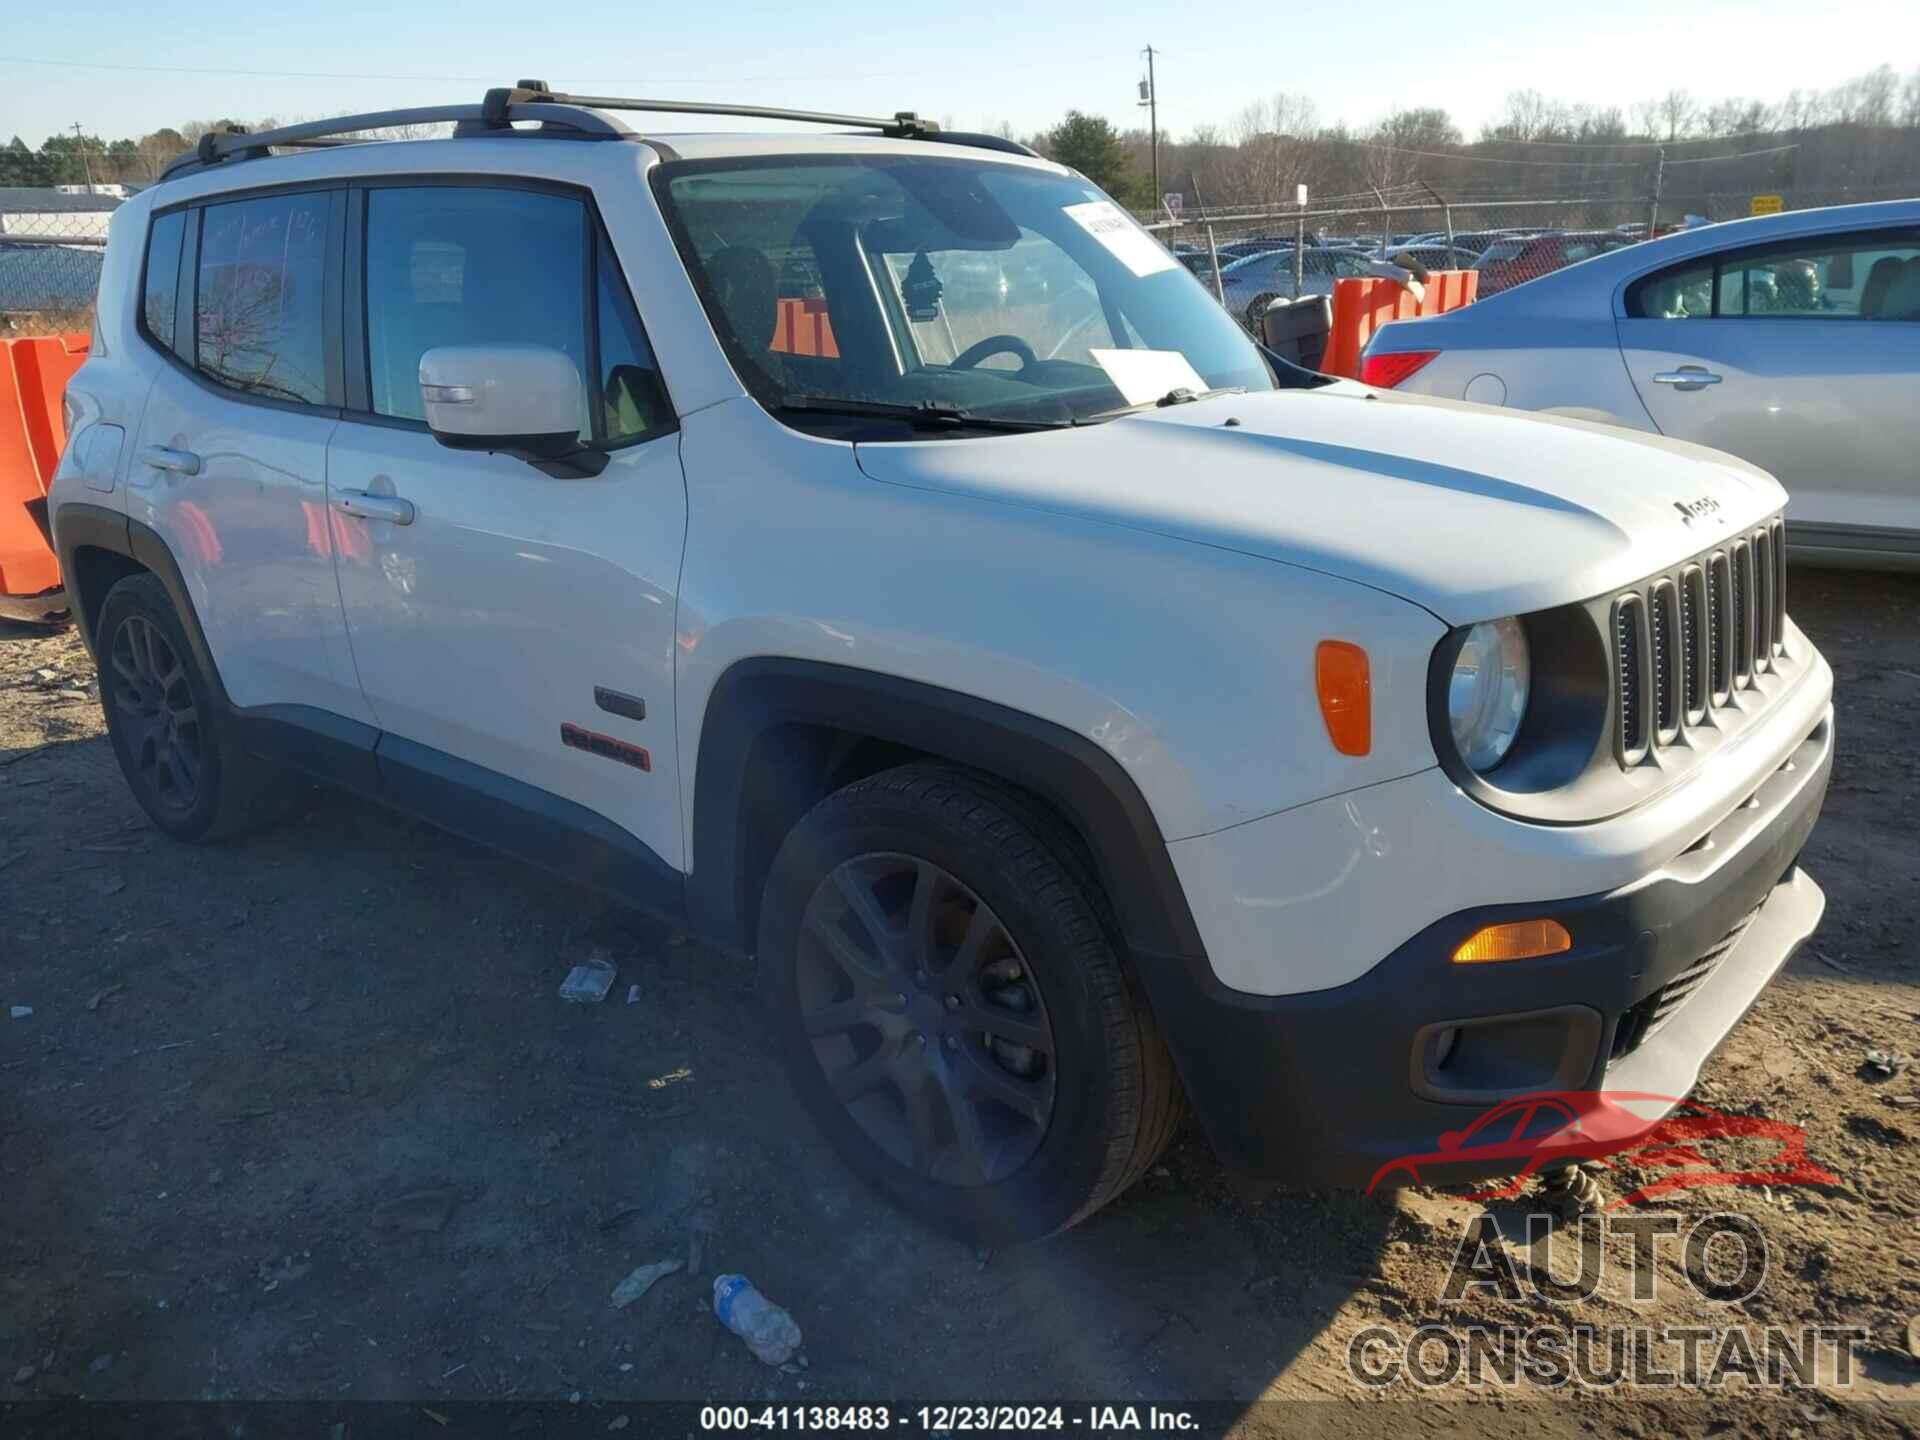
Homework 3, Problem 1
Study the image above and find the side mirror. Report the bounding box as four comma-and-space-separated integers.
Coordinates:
418, 344, 605, 477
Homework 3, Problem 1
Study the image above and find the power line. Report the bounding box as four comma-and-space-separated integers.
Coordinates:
1347, 140, 1646, 168
1661, 142, 1801, 166
1329, 137, 1799, 170
1465, 128, 1791, 150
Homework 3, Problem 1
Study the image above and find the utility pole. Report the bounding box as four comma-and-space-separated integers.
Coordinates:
1648, 145, 1666, 236
69, 121, 96, 193
1138, 46, 1159, 210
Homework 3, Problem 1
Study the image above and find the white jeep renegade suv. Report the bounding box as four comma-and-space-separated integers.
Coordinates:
50, 84, 1834, 1239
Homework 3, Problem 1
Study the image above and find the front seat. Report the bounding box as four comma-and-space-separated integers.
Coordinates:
1881, 257, 1920, 321
1859, 256, 1902, 318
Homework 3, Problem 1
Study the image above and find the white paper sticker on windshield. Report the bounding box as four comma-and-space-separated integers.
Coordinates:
1064, 201, 1177, 278
1090, 348, 1209, 407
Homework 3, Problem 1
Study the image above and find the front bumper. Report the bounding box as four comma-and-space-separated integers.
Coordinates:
1142, 710, 1831, 1186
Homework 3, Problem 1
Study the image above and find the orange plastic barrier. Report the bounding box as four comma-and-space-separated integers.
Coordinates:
1319, 270, 1478, 381
1, 333, 88, 603
770, 298, 839, 359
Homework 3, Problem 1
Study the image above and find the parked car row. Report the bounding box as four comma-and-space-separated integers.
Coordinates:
1177, 223, 1658, 333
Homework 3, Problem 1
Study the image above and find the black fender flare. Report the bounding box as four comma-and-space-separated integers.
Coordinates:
54, 503, 234, 710
687, 657, 1209, 967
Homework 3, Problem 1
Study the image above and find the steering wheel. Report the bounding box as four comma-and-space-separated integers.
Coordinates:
950, 335, 1037, 371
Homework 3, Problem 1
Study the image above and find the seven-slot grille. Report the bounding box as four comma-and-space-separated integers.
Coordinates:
1611, 519, 1787, 766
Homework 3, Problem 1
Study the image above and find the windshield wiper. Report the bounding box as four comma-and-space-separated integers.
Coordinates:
1081, 386, 1246, 423
777, 395, 1071, 433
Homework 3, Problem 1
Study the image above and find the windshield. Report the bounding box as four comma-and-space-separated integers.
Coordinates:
652, 154, 1275, 430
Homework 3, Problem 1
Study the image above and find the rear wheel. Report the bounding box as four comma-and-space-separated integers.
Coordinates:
1244, 291, 1280, 333
759, 763, 1181, 1240
95, 573, 301, 842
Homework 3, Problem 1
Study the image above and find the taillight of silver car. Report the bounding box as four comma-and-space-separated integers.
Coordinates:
1359, 350, 1438, 389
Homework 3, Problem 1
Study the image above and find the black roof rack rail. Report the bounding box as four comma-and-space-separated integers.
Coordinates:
488, 82, 1045, 155
157, 82, 1040, 183
158, 100, 629, 181
482, 80, 942, 138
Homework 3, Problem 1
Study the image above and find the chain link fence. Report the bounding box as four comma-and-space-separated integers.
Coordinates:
1150, 185, 1913, 332
1, 177, 1913, 340
0, 199, 113, 338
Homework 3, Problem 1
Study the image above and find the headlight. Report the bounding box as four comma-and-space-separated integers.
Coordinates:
1448, 617, 1530, 771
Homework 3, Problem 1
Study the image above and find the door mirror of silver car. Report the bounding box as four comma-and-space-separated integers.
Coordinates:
418, 345, 606, 477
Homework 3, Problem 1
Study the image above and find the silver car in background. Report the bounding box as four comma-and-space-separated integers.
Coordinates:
1217, 247, 1373, 331
1361, 199, 1920, 569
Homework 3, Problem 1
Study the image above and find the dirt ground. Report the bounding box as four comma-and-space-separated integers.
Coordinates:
1, 569, 1916, 1437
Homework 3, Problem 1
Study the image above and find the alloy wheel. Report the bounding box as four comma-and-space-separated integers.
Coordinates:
795, 853, 1057, 1187
108, 614, 202, 814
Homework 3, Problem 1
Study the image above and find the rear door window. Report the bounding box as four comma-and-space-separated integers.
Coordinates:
1627, 259, 1713, 318
194, 192, 331, 404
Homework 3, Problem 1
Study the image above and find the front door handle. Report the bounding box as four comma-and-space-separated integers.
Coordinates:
140, 444, 202, 475
1650, 368, 1722, 391
331, 490, 416, 525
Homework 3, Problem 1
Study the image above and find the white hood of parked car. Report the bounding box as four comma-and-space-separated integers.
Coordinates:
852, 383, 1786, 623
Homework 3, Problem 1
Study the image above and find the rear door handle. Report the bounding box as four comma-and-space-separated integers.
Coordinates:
140, 445, 202, 475
331, 490, 416, 526
1650, 368, 1722, 390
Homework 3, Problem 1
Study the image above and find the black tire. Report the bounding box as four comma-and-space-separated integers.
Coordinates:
94, 572, 301, 842
758, 763, 1182, 1241
1244, 292, 1279, 333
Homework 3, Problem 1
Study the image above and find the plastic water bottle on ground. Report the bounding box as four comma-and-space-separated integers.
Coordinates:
713, 1274, 802, 1366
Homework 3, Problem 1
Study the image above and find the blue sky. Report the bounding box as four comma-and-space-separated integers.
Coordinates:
3, 0, 1914, 147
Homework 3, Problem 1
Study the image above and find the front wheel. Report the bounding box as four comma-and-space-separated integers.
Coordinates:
758, 764, 1181, 1240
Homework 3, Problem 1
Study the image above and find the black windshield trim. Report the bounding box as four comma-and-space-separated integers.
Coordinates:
778, 395, 1074, 433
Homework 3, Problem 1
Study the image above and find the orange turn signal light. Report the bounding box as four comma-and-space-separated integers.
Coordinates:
1315, 640, 1371, 756
1451, 919, 1573, 965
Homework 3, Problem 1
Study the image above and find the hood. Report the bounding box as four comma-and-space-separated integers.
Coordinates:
852, 384, 1784, 622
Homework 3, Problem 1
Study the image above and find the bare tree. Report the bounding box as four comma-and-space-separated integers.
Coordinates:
1653, 90, 1698, 141
1854, 65, 1899, 128
1483, 89, 1570, 143
1700, 98, 1768, 137
1225, 93, 1321, 209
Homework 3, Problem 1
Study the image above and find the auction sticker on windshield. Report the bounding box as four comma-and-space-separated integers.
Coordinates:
1091, 348, 1209, 406
1063, 200, 1177, 278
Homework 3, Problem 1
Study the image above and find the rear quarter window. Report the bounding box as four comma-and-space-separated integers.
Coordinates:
140, 210, 186, 350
